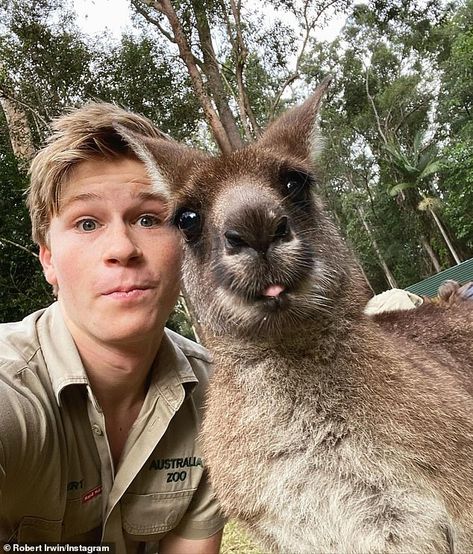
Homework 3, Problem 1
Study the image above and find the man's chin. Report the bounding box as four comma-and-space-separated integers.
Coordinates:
97, 316, 166, 345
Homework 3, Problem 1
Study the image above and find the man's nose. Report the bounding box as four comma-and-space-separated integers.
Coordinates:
103, 224, 142, 264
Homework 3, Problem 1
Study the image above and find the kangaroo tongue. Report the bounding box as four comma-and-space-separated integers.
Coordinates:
262, 284, 285, 297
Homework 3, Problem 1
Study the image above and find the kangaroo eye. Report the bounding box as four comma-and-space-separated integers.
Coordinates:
174, 209, 202, 242
282, 170, 311, 201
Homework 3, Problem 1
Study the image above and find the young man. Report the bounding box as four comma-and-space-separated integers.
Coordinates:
0, 103, 225, 553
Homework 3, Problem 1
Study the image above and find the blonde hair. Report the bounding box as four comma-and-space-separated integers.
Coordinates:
27, 101, 168, 245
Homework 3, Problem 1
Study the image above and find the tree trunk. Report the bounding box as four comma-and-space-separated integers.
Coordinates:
357, 206, 398, 289
419, 235, 442, 273
429, 208, 462, 265
192, 0, 243, 150
330, 205, 375, 295
147, 0, 235, 154
0, 96, 35, 165
220, 0, 260, 139
354, 257, 376, 296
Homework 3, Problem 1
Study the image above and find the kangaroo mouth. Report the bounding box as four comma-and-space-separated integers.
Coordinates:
221, 277, 294, 307
213, 244, 314, 313
247, 282, 295, 311
255, 284, 290, 307
261, 284, 286, 298
257, 292, 291, 312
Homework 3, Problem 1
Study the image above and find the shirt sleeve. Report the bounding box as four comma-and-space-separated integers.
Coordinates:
0, 432, 10, 541
0, 437, 5, 495
171, 469, 227, 540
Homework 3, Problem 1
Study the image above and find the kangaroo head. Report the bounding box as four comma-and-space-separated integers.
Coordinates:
116, 78, 367, 338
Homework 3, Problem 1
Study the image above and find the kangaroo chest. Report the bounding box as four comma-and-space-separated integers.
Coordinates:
203, 375, 456, 554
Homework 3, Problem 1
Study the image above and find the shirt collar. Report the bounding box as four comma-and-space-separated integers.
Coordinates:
37, 302, 89, 406
148, 329, 199, 410
37, 302, 198, 407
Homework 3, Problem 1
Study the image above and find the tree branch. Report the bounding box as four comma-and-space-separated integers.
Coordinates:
192, 0, 243, 149
0, 237, 39, 258
365, 66, 389, 146
393, 101, 429, 135
218, 0, 259, 139
137, 0, 234, 154
131, 0, 176, 42
0, 87, 50, 129
271, 73, 299, 116
271, 0, 341, 116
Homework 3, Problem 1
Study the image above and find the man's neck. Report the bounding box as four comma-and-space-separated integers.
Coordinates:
80, 339, 160, 413
65, 318, 165, 468
63, 313, 164, 412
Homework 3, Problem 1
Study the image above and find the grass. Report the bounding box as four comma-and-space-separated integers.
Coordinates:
221, 520, 265, 554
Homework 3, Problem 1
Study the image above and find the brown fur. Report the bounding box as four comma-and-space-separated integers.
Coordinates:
373, 299, 473, 397
117, 81, 473, 553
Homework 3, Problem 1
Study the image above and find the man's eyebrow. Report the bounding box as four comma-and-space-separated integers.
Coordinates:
60, 190, 168, 210
60, 192, 102, 210
131, 190, 169, 203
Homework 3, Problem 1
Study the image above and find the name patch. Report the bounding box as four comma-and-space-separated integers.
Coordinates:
148, 457, 203, 471
82, 485, 102, 503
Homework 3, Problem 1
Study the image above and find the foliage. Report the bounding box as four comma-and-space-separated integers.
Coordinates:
301, 0, 472, 290
0, 115, 53, 321
437, 0, 473, 251
0, 0, 94, 141
93, 34, 202, 141
442, 125, 473, 250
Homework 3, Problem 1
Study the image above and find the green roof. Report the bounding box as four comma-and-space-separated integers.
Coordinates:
405, 258, 473, 297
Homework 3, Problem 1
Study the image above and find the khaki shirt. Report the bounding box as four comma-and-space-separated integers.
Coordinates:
0, 303, 224, 551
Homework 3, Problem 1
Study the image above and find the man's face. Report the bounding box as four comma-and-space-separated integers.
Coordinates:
39, 157, 182, 348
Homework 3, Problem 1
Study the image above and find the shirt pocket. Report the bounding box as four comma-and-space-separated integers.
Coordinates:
121, 489, 195, 538
62, 496, 102, 540
16, 516, 62, 542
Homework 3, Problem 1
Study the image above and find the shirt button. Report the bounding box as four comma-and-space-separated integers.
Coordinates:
92, 424, 103, 436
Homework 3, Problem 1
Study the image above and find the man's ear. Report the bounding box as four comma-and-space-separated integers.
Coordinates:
114, 124, 209, 199
39, 244, 58, 289
256, 76, 332, 163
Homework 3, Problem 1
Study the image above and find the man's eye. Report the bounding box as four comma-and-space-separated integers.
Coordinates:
137, 214, 161, 227
76, 219, 98, 232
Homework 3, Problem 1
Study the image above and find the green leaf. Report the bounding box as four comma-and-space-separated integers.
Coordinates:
419, 160, 443, 180
388, 182, 415, 196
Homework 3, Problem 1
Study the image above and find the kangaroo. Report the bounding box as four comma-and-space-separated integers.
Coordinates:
115, 79, 473, 554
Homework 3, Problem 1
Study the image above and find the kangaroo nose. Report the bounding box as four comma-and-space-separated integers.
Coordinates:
274, 216, 289, 240
224, 215, 291, 254
224, 229, 249, 249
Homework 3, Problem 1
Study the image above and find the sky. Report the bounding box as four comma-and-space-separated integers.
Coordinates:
73, 0, 133, 36
73, 0, 348, 41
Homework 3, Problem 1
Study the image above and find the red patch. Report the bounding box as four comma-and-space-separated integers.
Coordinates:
82, 485, 102, 503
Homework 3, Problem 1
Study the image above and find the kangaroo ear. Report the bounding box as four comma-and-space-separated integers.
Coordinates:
114, 123, 208, 200
257, 76, 332, 163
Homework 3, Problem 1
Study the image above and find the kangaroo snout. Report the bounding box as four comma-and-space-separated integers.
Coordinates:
224, 211, 291, 254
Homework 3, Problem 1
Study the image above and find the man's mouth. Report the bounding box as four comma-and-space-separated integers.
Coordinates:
102, 285, 154, 299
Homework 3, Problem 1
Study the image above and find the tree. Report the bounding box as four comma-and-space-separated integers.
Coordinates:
130, 0, 351, 151
299, 0, 467, 290
93, 33, 202, 141
437, 0, 473, 251
385, 131, 462, 265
